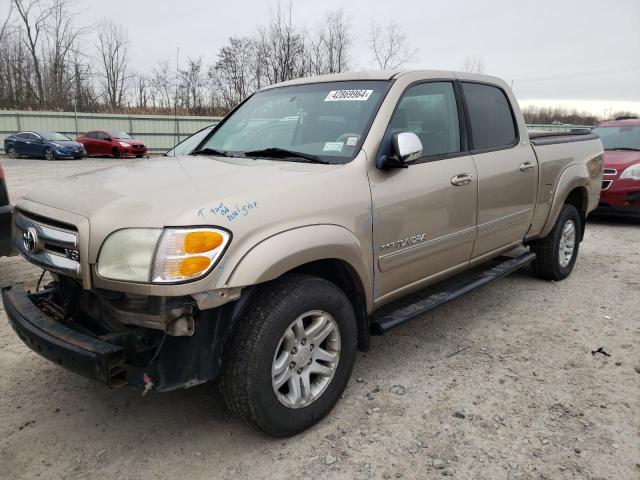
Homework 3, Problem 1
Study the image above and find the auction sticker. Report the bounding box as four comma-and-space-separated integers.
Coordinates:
345, 136, 359, 146
325, 89, 373, 102
323, 142, 344, 152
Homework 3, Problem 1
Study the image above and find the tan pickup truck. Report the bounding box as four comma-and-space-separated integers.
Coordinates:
4, 70, 603, 436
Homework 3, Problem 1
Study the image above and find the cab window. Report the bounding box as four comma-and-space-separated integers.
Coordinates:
386, 82, 461, 158
461, 82, 517, 150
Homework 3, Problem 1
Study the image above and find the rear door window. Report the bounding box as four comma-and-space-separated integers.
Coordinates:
462, 82, 517, 150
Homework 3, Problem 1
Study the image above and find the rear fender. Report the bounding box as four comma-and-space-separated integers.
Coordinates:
540, 164, 589, 238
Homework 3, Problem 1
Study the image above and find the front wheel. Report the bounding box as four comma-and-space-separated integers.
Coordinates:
112, 148, 121, 159
7, 146, 17, 159
531, 204, 581, 281
44, 147, 55, 161
220, 274, 357, 437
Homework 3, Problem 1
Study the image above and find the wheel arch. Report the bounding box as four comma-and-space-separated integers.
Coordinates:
224, 225, 373, 351
540, 165, 590, 240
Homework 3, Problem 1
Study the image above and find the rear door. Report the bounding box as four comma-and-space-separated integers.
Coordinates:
460, 82, 538, 262
96, 132, 112, 155
12, 133, 29, 155
370, 81, 478, 304
85, 132, 103, 155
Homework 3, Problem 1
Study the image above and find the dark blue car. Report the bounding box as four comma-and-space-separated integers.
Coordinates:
4, 131, 86, 160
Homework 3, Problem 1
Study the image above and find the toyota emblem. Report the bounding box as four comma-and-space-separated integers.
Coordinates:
22, 227, 39, 253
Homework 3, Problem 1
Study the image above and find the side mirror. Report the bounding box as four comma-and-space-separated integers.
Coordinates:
377, 132, 423, 169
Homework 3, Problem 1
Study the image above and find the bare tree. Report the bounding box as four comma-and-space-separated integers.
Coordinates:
369, 21, 417, 70
12, 0, 50, 105
306, 9, 352, 75
149, 60, 173, 110
461, 55, 485, 74
96, 19, 130, 109
255, 2, 305, 85
43, 0, 87, 107
178, 57, 206, 113
209, 36, 256, 110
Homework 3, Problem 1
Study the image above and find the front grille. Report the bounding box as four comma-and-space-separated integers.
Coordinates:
14, 211, 81, 278
603, 168, 617, 176
602, 180, 612, 190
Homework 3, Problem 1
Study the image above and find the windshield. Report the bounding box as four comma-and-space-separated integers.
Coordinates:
42, 132, 71, 141
109, 131, 132, 139
592, 125, 640, 150
166, 125, 214, 156
199, 80, 391, 163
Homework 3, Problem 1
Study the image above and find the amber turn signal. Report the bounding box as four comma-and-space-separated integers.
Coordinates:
179, 256, 211, 276
184, 231, 224, 253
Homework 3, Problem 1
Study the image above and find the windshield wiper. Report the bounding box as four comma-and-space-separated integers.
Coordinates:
191, 147, 230, 157
610, 147, 640, 151
242, 147, 332, 164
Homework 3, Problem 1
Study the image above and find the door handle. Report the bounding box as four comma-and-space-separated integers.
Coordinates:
451, 173, 473, 186
519, 161, 536, 172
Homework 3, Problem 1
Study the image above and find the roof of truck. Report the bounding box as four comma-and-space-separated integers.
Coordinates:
262, 70, 506, 90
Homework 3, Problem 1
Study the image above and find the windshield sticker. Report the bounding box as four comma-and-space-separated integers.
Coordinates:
345, 136, 359, 146
325, 89, 373, 102
323, 142, 344, 152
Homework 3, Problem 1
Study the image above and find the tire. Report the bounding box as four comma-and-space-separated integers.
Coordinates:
136, 154, 144, 158
7, 146, 17, 159
112, 148, 121, 158
531, 204, 581, 281
74, 156, 83, 160
220, 273, 357, 437
44, 147, 55, 161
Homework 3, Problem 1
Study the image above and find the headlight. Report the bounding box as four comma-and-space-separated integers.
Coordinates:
119, 141, 131, 147
620, 163, 640, 180
97, 229, 162, 282
97, 227, 230, 283
151, 228, 230, 283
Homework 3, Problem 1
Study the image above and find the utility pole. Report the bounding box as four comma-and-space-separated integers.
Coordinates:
174, 46, 180, 147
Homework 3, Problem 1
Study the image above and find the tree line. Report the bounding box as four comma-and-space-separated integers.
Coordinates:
0, 0, 419, 115
521, 106, 638, 126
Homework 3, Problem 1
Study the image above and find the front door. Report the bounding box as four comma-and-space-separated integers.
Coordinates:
459, 82, 538, 261
369, 81, 478, 305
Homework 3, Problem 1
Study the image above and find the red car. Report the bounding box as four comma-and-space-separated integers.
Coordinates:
75, 131, 147, 158
592, 118, 640, 218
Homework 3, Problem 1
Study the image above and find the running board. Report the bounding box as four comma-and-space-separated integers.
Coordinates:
370, 252, 536, 335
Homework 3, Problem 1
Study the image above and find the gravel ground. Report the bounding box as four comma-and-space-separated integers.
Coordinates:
0, 156, 638, 480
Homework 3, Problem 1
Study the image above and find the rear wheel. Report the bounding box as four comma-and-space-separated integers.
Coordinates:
136, 154, 144, 158
220, 274, 357, 437
112, 148, 121, 158
44, 147, 55, 161
531, 204, 581, 280
7, 146, 17, 159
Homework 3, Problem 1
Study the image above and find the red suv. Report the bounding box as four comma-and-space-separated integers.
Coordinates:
592, 118, 640, 218
76, 131, 147, 158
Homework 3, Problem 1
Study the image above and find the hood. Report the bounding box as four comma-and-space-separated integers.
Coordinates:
603, 150, 640, 173
21, 156, 340, 227
49, 140, 84, 148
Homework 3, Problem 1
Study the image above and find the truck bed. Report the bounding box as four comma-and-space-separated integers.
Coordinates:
529, 131, 599, 146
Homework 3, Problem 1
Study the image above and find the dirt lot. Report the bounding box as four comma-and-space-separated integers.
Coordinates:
0, 156, 638, 480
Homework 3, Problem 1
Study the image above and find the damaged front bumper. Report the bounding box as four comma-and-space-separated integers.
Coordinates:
2, 282, 241, 392
2, 284, 127, 387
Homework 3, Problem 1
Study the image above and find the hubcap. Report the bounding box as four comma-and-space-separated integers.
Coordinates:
558, 219, 576, 268
45, 149, 53, 160
8, 148, 16, 158
271, 310, 341, 409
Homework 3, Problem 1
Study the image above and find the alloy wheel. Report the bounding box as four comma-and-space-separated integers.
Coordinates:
271, 310, 341, 409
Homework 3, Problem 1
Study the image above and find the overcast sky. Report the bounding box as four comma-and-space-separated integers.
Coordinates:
5, 0, 639, 114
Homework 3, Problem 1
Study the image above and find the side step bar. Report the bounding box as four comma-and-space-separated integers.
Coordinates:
370, 252, 536, 335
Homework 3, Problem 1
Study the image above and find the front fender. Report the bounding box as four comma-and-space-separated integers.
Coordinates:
223, 224, 373, 308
